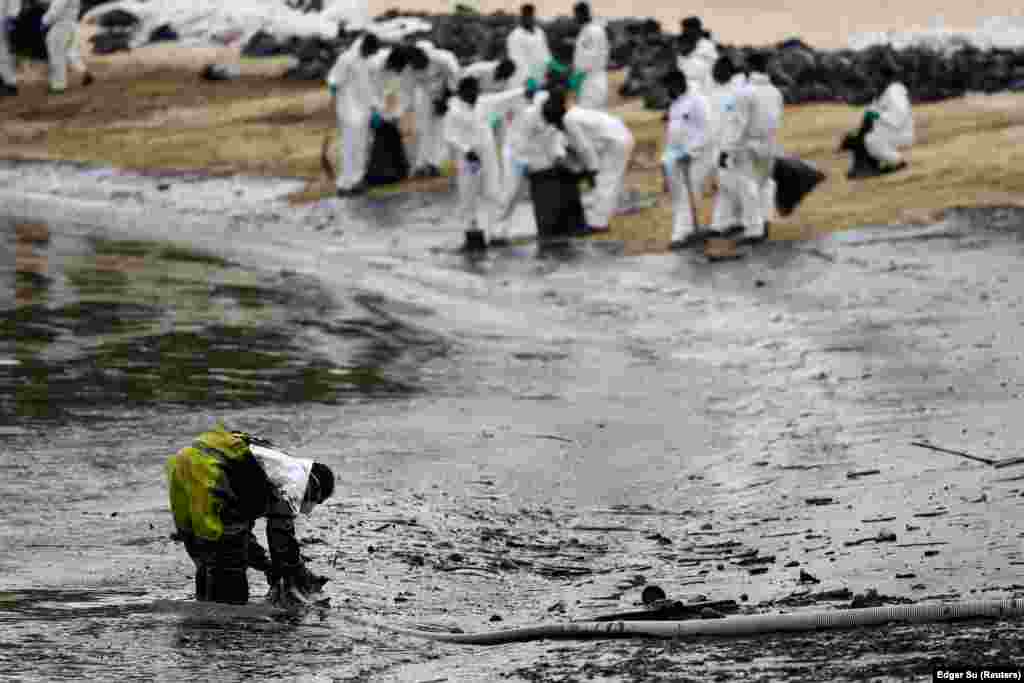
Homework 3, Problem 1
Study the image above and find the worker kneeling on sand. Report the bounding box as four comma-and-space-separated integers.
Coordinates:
849, 60, 914, 178
166, 425, 335, 606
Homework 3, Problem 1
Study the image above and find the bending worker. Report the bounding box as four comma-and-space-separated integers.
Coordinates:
327, 32, 384, 197
166, 425, 336, 606
570, 1, 609, 110
506, 3, 551, 89
542, 89, 634, 233
407, 41, 461, 178
661, 69, 714, 250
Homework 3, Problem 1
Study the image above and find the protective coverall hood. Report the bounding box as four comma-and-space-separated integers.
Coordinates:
248, 444, 315, 516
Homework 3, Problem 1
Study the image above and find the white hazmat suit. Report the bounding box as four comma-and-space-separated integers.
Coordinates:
561, 106, 634, 229
865, 81, 914, 167
326, 37, 384, 192
460, 60, 514, 94
410, 41, 460, 173
711, 71, 783, 239
662, 91, 713, 243
500, 90, 567, 220
573, 20, 609, 110
42, 0, 80, 92
677, 37, 718, 95
506, 24, 551, 86
0, 0, 20, 90
443, 94, 505, 234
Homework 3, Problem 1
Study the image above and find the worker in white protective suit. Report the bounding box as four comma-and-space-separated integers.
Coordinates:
863, 61, 913, 174
406, 41, 461, 178
498, 89, 569, 224
443, 76, 508, 252
711, 52, 783, 245
327, 33, 384, 197
570, 2, 609, 110
42, 0, 81, 94
0, 0, 19, 96
543, 94, 634, 232
661, 70, 714, 250
706, 54, 773, 235
676, 16, 718, 96
506, 4, 551, 89
460, 58, 518, 94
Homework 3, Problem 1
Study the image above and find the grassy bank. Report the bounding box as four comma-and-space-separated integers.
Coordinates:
5, 46, 1023, 252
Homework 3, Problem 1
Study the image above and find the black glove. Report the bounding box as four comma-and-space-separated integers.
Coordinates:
466, 150, 480, 164
719, 151, 730, 169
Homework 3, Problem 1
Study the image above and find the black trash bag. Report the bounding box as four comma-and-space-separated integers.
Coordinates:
527, 166, 586, 239
773, 155, 827, 216
364, 120, 410, 186
98, 8, 140, 28
10, 5, 48, 61
838, 129, 881, 180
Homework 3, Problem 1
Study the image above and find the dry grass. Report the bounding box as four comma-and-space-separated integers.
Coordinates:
3, 47, 1023, 253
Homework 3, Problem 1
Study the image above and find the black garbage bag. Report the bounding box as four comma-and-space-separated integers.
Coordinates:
527, 166, 586, 239
838, 130, 882, 180
773, 156, 827, 216
11, 5, 48, 61
364, 120, 410, 186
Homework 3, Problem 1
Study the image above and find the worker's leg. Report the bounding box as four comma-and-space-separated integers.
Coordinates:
710, 167, 743, 235
669, 162, 698, 244
339, 118, 371, 190
864, 128, 903, 167
0, 27, 17, 89
45, 20, 73, 92
196, 533, 250, 605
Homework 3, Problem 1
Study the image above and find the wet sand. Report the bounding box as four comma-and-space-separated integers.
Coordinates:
3, 165, 1023, 680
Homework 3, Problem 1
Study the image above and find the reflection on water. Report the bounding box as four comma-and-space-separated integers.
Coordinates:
1, 222, 448, 424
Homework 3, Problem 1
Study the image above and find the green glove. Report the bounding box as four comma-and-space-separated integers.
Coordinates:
525, 77, 539, 96
568, 71, 587, 94
328, 83, 337, 98
546, 58, 569, 75
864, 110, 881, 124
488, 112, 501, 129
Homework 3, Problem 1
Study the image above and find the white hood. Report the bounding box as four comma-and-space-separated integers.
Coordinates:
249, 443, 314, 516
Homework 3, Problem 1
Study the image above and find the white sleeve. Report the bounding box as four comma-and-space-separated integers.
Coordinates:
565, 118, 601, 172
878, 84, 910, 129
326, 53, 348, 89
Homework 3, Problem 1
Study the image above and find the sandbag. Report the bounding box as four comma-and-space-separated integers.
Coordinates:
527, 166, 586, 239
364, 120, 410, 187
773, 155, 827, 216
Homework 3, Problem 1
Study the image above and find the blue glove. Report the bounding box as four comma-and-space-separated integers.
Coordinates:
465, 150, 482, 174
3, 17, 16, 35
514, 160, 529, 177
370, 110, 383, 130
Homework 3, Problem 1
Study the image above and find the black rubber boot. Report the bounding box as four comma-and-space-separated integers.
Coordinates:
461, 228, 487, 252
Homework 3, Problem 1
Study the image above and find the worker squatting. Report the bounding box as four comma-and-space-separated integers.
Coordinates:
323, 4, 915, 252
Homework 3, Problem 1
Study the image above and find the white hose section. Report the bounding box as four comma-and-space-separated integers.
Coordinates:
351, 599, 1024, 645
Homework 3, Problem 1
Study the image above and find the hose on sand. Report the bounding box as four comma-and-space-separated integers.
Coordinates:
345, 599, 1024, 645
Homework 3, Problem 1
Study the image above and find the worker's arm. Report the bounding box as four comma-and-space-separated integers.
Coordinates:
876, 83, 911, 129
563, 113, 601, 173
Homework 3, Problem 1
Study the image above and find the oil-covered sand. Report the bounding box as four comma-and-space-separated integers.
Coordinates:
2, 165, 1023, 681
